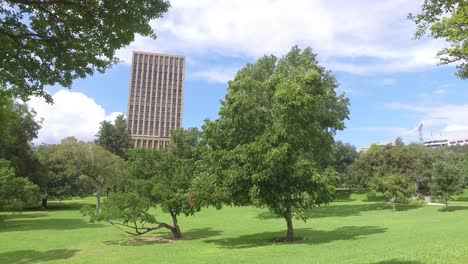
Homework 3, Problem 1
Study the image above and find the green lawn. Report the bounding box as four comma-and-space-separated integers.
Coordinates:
1, 192, 468, 264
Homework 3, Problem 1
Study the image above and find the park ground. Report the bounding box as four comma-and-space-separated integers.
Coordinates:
1, 191, 468, 264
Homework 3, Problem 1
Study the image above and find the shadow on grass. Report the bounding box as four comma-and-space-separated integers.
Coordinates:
256, 203, 423, 220
438, 205, 468, 212
371, 259, 423, 264
104, 227, 223, 246
0, 213, 48, 221
204, 226, 387, 249
0, 249, 79, 264
0, 218, 104, 232
450, 197, 468, 202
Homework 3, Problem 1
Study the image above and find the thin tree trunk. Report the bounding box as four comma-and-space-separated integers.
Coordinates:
445, 196, 448, 209
284, 208, 294, 242
170, 211, 183, 239
41, 196, 48, 209
391, 196, 396, 212
96, 187, 101, 215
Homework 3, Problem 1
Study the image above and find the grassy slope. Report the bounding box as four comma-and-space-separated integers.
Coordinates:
1, 192, 468, 264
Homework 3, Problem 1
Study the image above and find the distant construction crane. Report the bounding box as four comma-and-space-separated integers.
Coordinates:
418, 122, 424, 144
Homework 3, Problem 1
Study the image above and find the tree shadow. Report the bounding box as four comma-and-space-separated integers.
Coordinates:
1, 213, 48, 220
257, 202, 423, 220
257, 203, 387, 220
438, 205, 468, 212
334, 189, 355, 202
0, 218, 104, 232
204, 226, 387, 249
450, 197, 468, 202
0, 249, 79, 264
104, 227, 223, 246
370, 259, 423, 264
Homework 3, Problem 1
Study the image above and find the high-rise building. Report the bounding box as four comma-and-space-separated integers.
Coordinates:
127, 51, 185, 149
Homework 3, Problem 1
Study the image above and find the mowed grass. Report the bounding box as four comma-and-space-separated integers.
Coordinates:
1, 191, 468, 264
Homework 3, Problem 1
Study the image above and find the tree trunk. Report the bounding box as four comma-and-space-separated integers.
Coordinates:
284, 209, 294, 242
41, 196, 48, 209
445, 196, 448, 209
170, 211, 183, 239
96, 187, 101, 215
391, 196, 396, 212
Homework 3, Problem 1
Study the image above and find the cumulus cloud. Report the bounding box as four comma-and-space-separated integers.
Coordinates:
190, 66, 241, 84
116, 0, 444, 75
28, 90, 122, 144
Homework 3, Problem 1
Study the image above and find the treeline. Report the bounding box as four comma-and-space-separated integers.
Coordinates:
0, 94, 131, 211
333, 138, 468, 209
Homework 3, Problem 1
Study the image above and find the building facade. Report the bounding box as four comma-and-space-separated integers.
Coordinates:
127, 51, 185, 149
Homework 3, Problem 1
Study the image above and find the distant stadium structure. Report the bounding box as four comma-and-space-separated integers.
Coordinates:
423, 137, 468, 148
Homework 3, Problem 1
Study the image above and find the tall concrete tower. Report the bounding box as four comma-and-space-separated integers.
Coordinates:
127, 51, 185, 149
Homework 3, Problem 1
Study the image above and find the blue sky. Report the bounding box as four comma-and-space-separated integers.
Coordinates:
29, 0, 468, 149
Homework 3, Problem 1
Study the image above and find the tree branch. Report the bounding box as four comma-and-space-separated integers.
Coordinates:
108, 221, 174, 236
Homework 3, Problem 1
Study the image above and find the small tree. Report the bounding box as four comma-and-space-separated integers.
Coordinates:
431, 160, 465, 208
86, 128, 201, 239
370, 174, 417, 211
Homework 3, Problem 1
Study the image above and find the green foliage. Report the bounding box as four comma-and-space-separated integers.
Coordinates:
92, 128, 202, 238
0, 93, 43, 182
95, 115, 132, 159
0, 158, 40, 210
409, 0, 468, 78
370, 173, 417, 211
0, 0, 170, 101
198, 46, 349, 240
347, 143, 434, 192
333, 141, 358, 186
431, 160, 465, 207
49, 137, 124, 213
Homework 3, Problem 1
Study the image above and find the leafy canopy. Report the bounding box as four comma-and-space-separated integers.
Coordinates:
95, 115, 132, 159
198, 46, 349, 240
409, 0, 468, 78
1, 0, 170, 101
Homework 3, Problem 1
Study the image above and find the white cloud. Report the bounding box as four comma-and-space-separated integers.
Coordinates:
383, 78, 397, 86
190, 66, 240, 84
28, 90, 122, 144
116, 0, 445, 75
432, 89, 447, 95
385, 102, 468, 140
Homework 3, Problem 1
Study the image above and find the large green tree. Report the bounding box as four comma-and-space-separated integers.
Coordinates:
95, 115, 132, 159
198, 46, 349, 242
409, 0, 468, 78
1, 0, 170, 101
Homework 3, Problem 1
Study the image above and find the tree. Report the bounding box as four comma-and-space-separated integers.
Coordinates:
0, 93, 46, 194
333, 141, 358, 186
1, 0, 170, 101
87, 129, 202, 239
95, 115, 132, 159
370, 173, 417, 211
50, 137, 124, 214
431, 160, 465, 208
0, 158, 40, 210
409, 0, 468, 79
198, 46, 349, 242
346, 142, 435, 192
